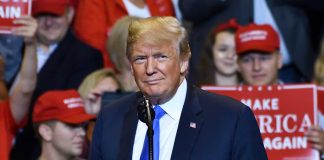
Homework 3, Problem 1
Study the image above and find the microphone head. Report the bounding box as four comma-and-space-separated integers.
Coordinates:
137, 95, 155, 124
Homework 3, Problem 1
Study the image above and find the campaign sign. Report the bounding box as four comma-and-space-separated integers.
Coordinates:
202, 84, 319, 160
0, 0, 32, 34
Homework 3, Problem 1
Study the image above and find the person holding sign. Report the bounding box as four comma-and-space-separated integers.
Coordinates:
0, 15, 37, 160
235, 23, 324, 156
10, 0, 104, 159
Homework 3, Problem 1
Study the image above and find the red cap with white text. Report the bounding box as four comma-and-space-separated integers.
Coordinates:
33, 89, 95, 123
235, 23, 279, 55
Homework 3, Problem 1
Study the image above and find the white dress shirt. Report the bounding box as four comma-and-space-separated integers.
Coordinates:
123, 0, 151, 18
132, 79, 187, 160
36, 44, 57, 72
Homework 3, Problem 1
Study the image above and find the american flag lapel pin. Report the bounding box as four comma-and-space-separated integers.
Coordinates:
190, 122, 196, 128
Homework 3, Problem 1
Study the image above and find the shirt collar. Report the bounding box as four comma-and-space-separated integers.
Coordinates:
157, 79, 187, 121
37, 43, 58, 55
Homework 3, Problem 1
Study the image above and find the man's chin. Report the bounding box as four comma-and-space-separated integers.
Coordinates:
144, 92, 162, 99
248, 80, 268, 86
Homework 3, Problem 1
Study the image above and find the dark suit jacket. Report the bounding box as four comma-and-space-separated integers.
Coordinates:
34, 29, 103, 100
180, 0, 316, 83
90, 84, 268, 160
10, 29, 103, 160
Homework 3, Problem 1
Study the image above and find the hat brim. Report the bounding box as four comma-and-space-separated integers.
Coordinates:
237, 43, 278, 55
32, 4, 67, 16
58, 113, 96, 124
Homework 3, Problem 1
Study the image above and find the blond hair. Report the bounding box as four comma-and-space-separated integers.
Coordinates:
315, 40, 324, 85
107, 16, 141, 72
126, 16, 191, 61
78, 68, 122, 99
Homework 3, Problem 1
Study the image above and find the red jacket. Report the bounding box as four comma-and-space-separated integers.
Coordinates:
0, 100, 19, 160
73, 0, 175, 67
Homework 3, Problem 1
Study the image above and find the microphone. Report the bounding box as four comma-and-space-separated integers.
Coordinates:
137, 94, 155, 125
137, 94, 155, 160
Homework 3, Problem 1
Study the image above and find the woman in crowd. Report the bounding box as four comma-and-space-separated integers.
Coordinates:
197, 19, 240, 86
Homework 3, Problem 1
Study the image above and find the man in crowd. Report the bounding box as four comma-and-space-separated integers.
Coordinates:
11, 0, 103, 159
0, 15, 38, 160
32, 89, 94, 160
90, 16, 267, 160
235, 23, 324, 155
236, 23, 283, 85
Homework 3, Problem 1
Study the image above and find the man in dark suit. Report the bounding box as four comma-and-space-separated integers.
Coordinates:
90, 16, 267, 160
10, 0, 103, 159
180, 0, 316, 84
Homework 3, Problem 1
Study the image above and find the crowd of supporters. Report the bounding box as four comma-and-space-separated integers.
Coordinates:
1, 0, 324, 159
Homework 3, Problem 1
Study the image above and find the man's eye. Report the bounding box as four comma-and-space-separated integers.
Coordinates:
259, 55, 272, 61
64, 123, 83, 129
133, 57, 146, 64
156, 55, 168, 61
240, 57, 252, 63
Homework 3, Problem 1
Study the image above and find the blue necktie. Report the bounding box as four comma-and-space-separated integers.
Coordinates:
140, 105, 165, 160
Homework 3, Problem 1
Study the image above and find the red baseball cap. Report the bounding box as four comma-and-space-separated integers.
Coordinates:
33, 89, 95, 124
213, 18, 239, 34
235, 23, 279, 55
32, 0, 72, 16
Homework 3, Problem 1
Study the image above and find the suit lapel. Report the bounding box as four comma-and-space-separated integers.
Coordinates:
171, 85, 204, 159
117, 96, 139, 160
38, 30, 73, 75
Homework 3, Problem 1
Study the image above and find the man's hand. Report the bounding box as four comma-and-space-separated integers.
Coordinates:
12, 15, 37, 44
305, 125, 324, 152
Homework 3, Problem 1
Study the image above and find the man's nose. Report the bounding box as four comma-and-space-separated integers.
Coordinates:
44, 16, 54, 27
146, 57, 156, 75
252, 58, 262, 71
76, 127, 86, 137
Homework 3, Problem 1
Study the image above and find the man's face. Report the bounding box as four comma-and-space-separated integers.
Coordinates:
238, 52, 282, 85
50, 121, 86, 158
36, 8, 72, 45
130, 42, 188, 104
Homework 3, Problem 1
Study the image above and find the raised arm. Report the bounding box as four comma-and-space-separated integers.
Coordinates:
9, 15, 37, 124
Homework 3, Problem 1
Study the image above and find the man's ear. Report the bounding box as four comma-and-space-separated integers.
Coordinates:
180, 59, 189, 75
67, 6, 75, 24
39, 124, 53, 142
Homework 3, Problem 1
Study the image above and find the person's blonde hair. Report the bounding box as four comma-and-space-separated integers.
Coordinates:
314, 40, 324, 85
78, 68, 122, 99
107, 16, 141, 72
126, 16, 191, 61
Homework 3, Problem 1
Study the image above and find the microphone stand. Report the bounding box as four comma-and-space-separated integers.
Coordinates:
145, 98, 154, 160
